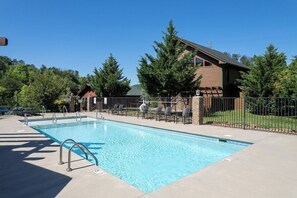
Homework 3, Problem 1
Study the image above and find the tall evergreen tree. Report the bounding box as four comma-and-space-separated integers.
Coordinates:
137, 20, 200, 97
223, 53, 253, 67
240, 44, 287, 97
239, 55, 253, 67
91, 54, 130, 97
276, 56, 297, 97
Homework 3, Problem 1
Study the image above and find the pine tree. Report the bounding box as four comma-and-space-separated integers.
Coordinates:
91, 54, 130, 97
240, 45, 287, 115
240, 44, 287, 98
276, 56, 297, 97
137, 20, 200, 97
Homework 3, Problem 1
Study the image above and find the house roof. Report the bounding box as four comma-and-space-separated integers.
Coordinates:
77, 84, 142, 97
179, 38, 249, 70
127, 84, 142, 96
77, 84, 93, 97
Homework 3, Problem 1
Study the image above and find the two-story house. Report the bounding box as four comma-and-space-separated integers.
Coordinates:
180, 38, 249, 97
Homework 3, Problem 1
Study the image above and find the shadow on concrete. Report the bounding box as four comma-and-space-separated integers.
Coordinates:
0, 133, 71, 198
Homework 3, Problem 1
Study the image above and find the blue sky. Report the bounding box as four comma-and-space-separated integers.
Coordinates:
1, 0, 296, 85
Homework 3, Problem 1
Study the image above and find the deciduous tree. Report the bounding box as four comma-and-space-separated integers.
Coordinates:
19, 70, 66, 110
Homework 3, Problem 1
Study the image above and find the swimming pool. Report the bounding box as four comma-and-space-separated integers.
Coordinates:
32, 119, 250, 193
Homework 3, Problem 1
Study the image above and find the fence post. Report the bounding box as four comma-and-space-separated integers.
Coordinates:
192, 96, 203, 125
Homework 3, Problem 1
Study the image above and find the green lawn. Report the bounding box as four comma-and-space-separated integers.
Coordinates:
204, 110, 297, 133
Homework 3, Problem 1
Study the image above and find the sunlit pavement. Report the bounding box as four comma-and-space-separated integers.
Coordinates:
1, 113, 296, 198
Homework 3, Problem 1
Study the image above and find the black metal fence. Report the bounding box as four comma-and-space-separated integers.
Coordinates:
203, 97, 297, 134
94, 96, 192, 117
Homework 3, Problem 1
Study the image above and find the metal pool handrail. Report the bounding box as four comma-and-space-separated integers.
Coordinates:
76, 111, 81, 122
95, 110, 104, 119
62, 105, 68, 117
52, 112, 57, 124
58, 139, 98, 172
58, 139, 88, 165
41, 105, 46, 118
66, 143, 98, 172
24, 113, 28, 125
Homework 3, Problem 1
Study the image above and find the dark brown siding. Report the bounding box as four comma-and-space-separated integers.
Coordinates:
182, 46, 247, 97
195, 65, 222, 88
183, 48, 223, 89
223, 65, 242, 97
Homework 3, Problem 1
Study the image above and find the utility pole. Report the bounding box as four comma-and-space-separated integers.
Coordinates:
0, 37, 8, 46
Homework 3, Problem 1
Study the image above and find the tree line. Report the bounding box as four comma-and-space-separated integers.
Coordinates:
137, 21, 297, 99
0, 55, 130, 111
1, 21, 296, 113
0, 58, 84, 110
240, 46, 297, 98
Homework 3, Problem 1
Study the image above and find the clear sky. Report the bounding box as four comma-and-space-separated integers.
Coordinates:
1, 0, 296, 85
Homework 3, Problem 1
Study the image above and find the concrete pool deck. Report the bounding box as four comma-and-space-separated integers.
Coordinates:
0, 112, 296, 198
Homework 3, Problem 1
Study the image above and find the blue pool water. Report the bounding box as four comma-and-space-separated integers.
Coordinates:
32, 120, 249, 192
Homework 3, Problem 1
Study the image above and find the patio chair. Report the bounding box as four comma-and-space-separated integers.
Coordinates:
138, 103, 149, 119
111, 104, 119, 114
155, 106, 163, 121
163, 107, 176, 122
177, 107, 191, 124
117, 104, 126, 115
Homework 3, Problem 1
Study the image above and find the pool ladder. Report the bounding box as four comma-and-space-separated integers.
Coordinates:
62, 105, 68, 117
41, 105, 46, 118
76, 111, 82, 122
24, 114, 28, 125
58, 139, 98, 172
52, 112, 57, 124
95, 110, 104, 120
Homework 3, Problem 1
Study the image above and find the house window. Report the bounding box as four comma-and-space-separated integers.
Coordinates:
195, 57, 203, 65
194, 57, 212, 67
204, 61, 211, 66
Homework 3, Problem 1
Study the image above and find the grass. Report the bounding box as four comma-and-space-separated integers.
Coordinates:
204, 110, 297, 132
